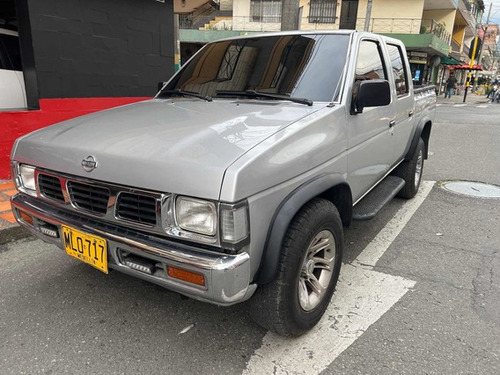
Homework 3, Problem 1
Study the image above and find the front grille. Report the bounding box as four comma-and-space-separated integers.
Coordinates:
116, 192, 157, 226
38, 174, 65, 202
67, 181, 110, 215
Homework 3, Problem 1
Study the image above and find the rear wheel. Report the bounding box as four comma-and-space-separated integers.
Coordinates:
393, 138, 425, 199
249, 198, 344, 336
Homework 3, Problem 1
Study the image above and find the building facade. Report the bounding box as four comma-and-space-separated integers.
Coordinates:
0, 0, 175, 179
179, 0, 493, 91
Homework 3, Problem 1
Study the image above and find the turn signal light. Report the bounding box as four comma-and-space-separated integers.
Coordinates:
19, 210, 34, 226
167, 266, 205, 286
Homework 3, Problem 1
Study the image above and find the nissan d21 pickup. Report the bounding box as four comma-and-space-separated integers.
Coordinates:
11, 31, 435, 336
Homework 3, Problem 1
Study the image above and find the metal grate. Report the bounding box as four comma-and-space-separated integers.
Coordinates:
116, 192, 157, 226
38, 174, 65, 202
250, 0, 282, 23
308, 0, 337, 24
67, 181, 110, 215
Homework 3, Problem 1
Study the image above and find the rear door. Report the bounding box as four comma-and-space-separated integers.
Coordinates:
347, 38, 395, 202
385, 42, 415, 163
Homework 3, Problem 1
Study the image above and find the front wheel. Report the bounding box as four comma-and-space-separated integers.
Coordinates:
249, 198, 344, 337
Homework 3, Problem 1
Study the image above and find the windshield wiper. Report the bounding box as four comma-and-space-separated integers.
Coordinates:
217, 90, 313, 106
159, 89, 212, 102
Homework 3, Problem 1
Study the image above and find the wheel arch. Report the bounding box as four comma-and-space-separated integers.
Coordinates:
406, 119, 432, 161
255, 174, 352, 285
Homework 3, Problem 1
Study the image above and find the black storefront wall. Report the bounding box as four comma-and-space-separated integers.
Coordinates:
15, 0, 174, 108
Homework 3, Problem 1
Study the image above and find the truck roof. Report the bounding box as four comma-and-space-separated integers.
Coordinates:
207, 29, 405, 46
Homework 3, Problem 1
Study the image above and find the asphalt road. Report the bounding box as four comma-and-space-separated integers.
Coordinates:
1, 101, 499, 374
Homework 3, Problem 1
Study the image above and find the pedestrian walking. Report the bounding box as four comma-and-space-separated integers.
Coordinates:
487, 84, 497, 99
445, 73, 457, 99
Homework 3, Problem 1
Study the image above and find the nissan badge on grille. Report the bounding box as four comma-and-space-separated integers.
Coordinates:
82, 155, 98, 172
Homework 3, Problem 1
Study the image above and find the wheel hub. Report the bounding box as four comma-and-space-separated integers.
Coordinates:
304, 259, 315, 276
298, 230, 336, 311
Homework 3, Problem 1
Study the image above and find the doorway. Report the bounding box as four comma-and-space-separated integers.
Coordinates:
339, 0, 358, 30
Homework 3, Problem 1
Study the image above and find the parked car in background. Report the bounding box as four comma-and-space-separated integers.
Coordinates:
0, 28, 26, 111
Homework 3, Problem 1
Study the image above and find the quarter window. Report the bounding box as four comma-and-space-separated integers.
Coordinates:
387, 44, 409, 96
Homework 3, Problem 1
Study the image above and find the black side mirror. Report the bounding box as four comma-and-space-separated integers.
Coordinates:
351, 79, 391, 114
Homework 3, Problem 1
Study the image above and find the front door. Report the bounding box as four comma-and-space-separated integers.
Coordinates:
339, 0, 359, 30
347, 38, 395, 202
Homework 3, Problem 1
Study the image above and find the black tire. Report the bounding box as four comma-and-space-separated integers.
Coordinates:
393, 138, 425, 199
249, 198, 344, 337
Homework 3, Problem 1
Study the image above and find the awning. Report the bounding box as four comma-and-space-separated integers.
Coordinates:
451, 64, 483, 71
441, 57, 462, 65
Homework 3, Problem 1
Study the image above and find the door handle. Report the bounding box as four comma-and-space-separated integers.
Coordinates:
389, 120, 396, 127
408, 110, 414, 117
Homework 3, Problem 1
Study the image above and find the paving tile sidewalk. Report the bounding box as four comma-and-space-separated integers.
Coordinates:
436, 92, 490, 105
0, 180, 30, 245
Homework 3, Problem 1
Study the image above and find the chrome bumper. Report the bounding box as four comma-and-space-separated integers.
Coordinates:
11, 194, 256, 306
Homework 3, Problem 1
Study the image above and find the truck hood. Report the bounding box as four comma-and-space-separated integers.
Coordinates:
14, 99, 320, 199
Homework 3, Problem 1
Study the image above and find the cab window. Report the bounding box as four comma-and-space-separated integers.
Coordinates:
355, 40, 387, 81
387, 44, 409, 96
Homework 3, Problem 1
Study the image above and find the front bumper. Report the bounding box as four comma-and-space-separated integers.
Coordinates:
11, 193, 256, 306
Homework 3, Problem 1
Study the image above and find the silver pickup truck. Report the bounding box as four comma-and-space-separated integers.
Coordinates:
10, 31, 435, 336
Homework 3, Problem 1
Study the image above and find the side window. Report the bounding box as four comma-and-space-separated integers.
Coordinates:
355, 40, 386, 81
387, 44, 409, 96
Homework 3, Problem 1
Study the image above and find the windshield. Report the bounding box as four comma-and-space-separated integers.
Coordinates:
163, 34, 350, 102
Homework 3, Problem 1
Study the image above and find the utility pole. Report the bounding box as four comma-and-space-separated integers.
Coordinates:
463, 36, 479, 102
364, 0, 373, 31
281, 0, 301, 31
174, 14, 181, 71
463, 2, 492, 102
476, 2, 492, 69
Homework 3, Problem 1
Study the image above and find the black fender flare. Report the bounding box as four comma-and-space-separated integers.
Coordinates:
405, 118, 432, 161
255, 173, 350, 285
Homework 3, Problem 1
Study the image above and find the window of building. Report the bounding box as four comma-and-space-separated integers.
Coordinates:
387, 44, 409, 95
309, 0, 337, 23
250, 0, 282, 23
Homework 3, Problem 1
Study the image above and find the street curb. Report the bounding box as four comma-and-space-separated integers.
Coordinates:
436, 94, 490, 105
0, 223, 32, 246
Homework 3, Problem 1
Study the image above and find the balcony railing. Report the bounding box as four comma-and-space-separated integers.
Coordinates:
418, 19, 452, 44
180, 16, 452, 45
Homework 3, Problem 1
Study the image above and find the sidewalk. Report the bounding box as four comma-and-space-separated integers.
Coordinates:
436, 91, 490, 105
0, 181, 30, 245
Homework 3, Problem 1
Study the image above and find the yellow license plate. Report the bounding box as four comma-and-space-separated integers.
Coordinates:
62, 226, 108, 274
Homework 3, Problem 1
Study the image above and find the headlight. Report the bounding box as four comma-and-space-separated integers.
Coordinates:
18, 164, 36, 195
175, 196, 217, 236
